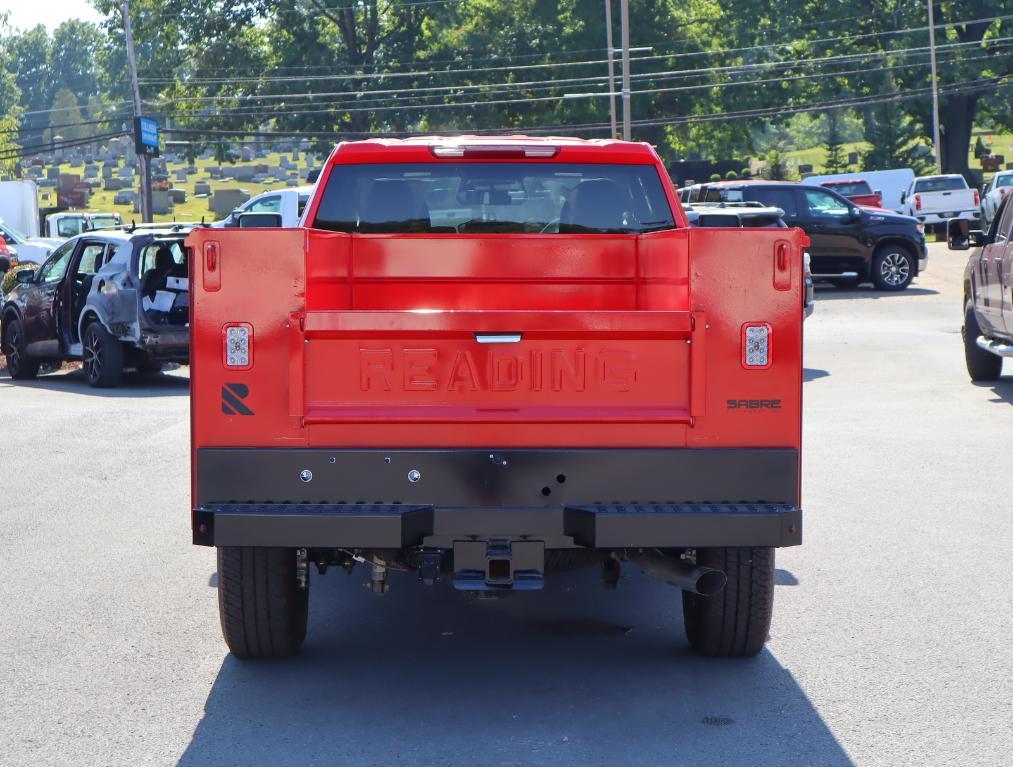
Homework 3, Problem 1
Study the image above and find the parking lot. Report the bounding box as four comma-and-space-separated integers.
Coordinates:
1, 240, 1010, 767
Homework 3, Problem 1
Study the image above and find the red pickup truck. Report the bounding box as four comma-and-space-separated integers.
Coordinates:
188, 137, 806, 660
819, 178, 883, 208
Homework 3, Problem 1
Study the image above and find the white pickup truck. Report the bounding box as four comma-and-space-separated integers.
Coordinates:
209, 187, 313, 228
900, 174, 981, 229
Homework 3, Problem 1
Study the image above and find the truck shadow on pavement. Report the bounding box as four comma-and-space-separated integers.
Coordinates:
973, 379, 1013, 405
0, 368, 189, 397
813, 286, 940, 301
179, 568, 853, 767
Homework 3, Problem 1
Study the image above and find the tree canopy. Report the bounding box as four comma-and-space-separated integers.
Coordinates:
0, 1, 1010, 175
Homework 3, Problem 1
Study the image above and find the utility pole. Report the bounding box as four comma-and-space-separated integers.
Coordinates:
122, 0, 152, 222
927, 0, 942, 172
620, 0, 631, 140
604, 0, 617, 139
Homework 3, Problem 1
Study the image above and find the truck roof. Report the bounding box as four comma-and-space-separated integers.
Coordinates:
329, 135, 661, 164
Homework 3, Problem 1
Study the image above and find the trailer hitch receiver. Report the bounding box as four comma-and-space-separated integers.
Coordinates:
452, 539, 544, 591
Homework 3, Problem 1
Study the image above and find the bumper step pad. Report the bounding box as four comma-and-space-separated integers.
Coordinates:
193, 503, 433, 548
563, 503, 802, 548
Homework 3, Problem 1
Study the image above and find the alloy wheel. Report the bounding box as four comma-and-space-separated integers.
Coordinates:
880, 252, 911, 287
4, 325, 21, 371
83, 330, 102, 383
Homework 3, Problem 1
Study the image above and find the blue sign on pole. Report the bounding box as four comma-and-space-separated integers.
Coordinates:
133, 116, 160, 157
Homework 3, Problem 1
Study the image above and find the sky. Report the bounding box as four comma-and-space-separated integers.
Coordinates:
2, 0, 103, 32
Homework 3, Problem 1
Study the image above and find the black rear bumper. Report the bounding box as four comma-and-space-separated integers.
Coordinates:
193, 448, 801, 549
193, 502, 801, 548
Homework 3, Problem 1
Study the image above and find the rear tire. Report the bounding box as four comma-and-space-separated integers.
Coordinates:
82, 321, 124, 387
2, 317, 39, 379
963, 301, 1002, 381
217, 546, 309, 660
871, 245, 915, 291
682, 547, 774, 657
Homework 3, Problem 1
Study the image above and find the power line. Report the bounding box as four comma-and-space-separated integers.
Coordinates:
145, 43, 1006, 122
137, 33, 1012, 109
146, 75, 1010, 147
0, 131, 130, 162
140, 36, 1011, 121
133, 12, 1012, 86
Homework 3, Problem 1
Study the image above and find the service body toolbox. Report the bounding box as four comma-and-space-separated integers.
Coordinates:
188, 136, 806, 659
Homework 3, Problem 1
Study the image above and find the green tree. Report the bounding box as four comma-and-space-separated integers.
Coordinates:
764, 150, 786, 180
49, 89, 84, 141
823, 112, 845, 173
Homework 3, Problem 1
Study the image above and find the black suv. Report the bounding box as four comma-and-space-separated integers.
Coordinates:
2, 226, 191, 387
684, 181, 927, 290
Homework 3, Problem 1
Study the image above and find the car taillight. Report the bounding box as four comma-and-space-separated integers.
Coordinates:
974, 189, 980, 206
222, 323, 253, 369
914, 194, 921, 211
741, 323, 771, 369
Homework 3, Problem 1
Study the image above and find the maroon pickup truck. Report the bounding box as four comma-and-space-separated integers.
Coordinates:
951, 196, 1013, 380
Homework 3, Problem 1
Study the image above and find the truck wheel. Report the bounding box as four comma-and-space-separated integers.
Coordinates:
2, 317, 40, 379
963, 302, 1002, 381
681, 547, 774, 657
82, 321, 124, 387
871, 245, 915, 291
217, 546, 308, 659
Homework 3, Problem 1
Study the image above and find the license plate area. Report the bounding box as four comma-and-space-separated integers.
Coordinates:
452, 539, 545, 590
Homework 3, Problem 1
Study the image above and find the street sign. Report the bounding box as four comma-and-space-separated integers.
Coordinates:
133, 116, 160, 157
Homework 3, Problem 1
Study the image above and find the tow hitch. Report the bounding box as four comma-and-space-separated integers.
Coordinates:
452, 539, 545, 591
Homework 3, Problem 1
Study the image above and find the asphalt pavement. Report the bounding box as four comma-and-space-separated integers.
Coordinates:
1, 241, 1010, 766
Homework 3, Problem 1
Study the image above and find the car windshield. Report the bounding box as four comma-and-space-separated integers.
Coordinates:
312, 163, 675, 234
90, 215, 119, 230
914, 177, 967, 193
826, 181, 872, 196
995, 175, 1013, 189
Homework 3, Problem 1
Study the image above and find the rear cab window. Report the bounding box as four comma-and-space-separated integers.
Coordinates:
311, 163, 675, 234
705, 186, 798, 217
914, 176, 968, 193
825, 181, 872, 196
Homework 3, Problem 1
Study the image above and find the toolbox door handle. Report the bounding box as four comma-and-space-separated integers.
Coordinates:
474, 333, 522, 344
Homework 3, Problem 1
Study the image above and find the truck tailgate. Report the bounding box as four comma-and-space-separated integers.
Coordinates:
189, 227, 804, 450
918, 190, 976, 213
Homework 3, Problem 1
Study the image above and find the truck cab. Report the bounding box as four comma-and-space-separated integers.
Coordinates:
188, 137, 807, 660
44, 212, 123, 239
210, 187, 313, 229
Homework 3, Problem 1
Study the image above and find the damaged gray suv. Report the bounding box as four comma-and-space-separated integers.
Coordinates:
1, 225, 191, 387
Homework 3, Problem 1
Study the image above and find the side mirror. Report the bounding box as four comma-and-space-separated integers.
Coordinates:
900, 191, 907, 203
948, 218, 985, 250
15, 268, 35, 284
850, 207, 861, 220
874, 189, 882, 196
238, 212, 283, 228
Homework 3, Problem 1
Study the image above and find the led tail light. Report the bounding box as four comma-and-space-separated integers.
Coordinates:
742, 323, 772, 369
914, 194, 921, 211
222, 323, 253, 369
